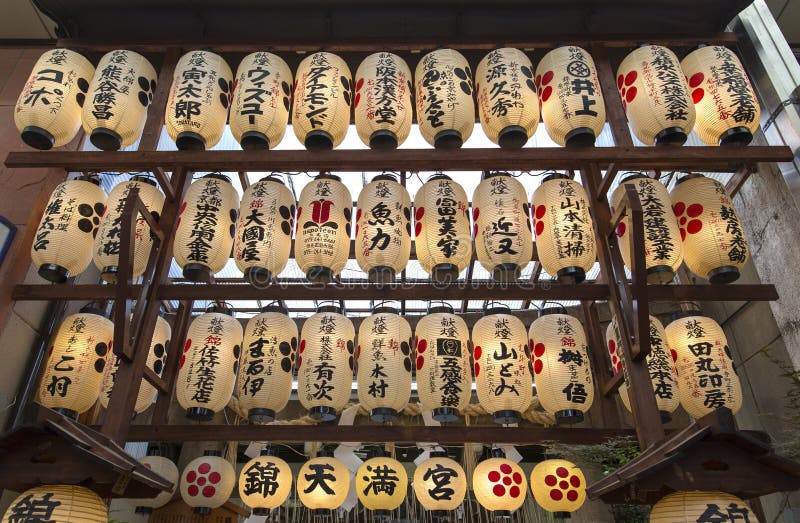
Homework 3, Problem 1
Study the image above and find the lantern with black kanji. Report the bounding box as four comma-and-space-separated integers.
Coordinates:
239, 448, 292, 514
82, 50, 157, 150
293, 52, 352, 150
173, 173, 239, 283
135, 447, 179, 514
15, 49, 94, 150
529, 459, 586, 516
176, 304, 243, 420
535, 46, 605, 147
32, 176, 107, 283
415, 49, 474, 149
354, 52, 413, 149
356, 454, 408, 514
473, 456, 527, 514
413, 452, 467, 513
2, 485, 107, 523
650, 491, 759, 522
297, 454, 351, 511
670, 173, 749, 283
180, 450, 236, 514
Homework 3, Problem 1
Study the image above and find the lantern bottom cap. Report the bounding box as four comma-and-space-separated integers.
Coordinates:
90, 127, 122, 151
556, 266, 586, 284
373, 510, 391, 519
708, 265, 740, 284
434, 129, 463, 150
556, 409, 584, 425
51, 407, 78, 420
240, 131, 270, 151
309, 405, 338, 422
553, 511, 572, 519
498, 125, 529, 149
252, 508, 270, 516
183, 263, 213, 283
369, 130, 399, 150
37, 263, 70, 283
492, 510, 513, 519
432, 407, 460, 423
20, 125, 54, 150
370, 407, 399, 423
307, 265, 335, 283
659, 410, 672, 423
193, 507, 212, 515
493, 409, 522, 425
248, 408, 276, 424
564, 127, 596, 148
368, 266, 396, 284
492, 263, 521, 282
431, 263, 460, 284
244, 266, 274, 287
100, 266, 119, 283
175, 131, 207, 151
647, 265, 675, 284
134, 507, 153, 515
312, 509, 332, 518
654, 127, 688, 146
431, 510, 448, 517
719, 126, 753, 146
305, 130, 334, 151
186, 407, 214, 421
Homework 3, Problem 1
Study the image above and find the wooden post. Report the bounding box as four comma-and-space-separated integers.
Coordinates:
151, 299, 194, 425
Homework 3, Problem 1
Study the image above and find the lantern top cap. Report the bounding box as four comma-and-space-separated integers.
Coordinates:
482, 170, 513, 180
428, 302, 454, 314
316, 447, 334, 458
146, 445, 164, 457
426, 173, 452, 183
202, 449, 222, 457
259, 174, 286, 186
674, 172, 706, 186
130, 174, 158, 187
489, 447, 506, 458
372, 173, 398, 183
541, 172, 571, 183
483, 302, 511, 316
430, 450, 449, 458
316, 172, 342, 182
261, 303, 288, 314
317, 304, 343, 314
206, 303, 235, 316
76, 174, 102, 186
538, 306, 569, 318
202, 172, 232, 183
372, 305, 399, 315
260, 446, 278, 457
79, 302, 109, 317
668, 309, 705, 322
619, 172, 649, 184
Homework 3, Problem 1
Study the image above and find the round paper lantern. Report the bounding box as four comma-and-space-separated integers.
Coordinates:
2, 485, 106, 523
414, 174, 472, 283
650, 491, 759, 522
532, 173, 596, 283
230, 52, 292, 150
180, 451, 236, 514
681, 45, 760, 146
15, 49, 94, 150
82, 50, 157, 150
355, 173, 412, 283
671, 173, 748, 283
617, 45, 696, 146
38, 305, 113, 419
530, 459, 586, 515
354, 52, 413, 149
93, 175, 165, 282
295, 173, 352, 283
611, 173, 683, 284
293, 52, 352, 150
415, 48, 474, 149
529, 312, 594, 424
173, 173, 239, 283
239, 449, 292, 514
297, 455, 351, 511
473, 457, 527, 514
665, 314, 742, 419
233, 175, 295, 285
236, 304, 298, 423
473, 171, 533, 281
535, 46, 605, 147
32, 176, 107, 283
356, 455, 408, 513
176, 305, 243, 420
413, 452, 467, 513
136, 448, 179, 513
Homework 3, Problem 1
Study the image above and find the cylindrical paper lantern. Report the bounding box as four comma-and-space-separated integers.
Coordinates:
413, 452, 467, 513
650, 491, 759, 522
32, 176, 107, 283
173, 173, 239, 283
180, 451, 236, 514
532, 173, 596, 283
473, 171, 533, 281
135, 448, 179, 513
15, 49, 94, 150
535, 46, 605, 147
671, 173, 748, 283
356, 455, 408, 513
293, 52, 352, 150
231, 52, 292, 150
681, 45, 760, 146
415, 49, 474, 149
355, 173, 411, 283
354, 52, 413, 149
298, 455, 351, 511
239, 449, 292, 514
530, 459, 586, 515
665, 314, 742, 419
617, 45, 696, 146
82, 50, 157, 150
2, 485, 106, 523
473, 457, 527, 514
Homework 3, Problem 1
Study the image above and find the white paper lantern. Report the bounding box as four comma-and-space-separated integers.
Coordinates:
135, 448, 179, 513
650, 491, 759, 522
293, 52, 352, 150
2, 485, 107, 523
530, 459, 587, 515
354, 52, 413, 149
413, 453, 467, 513
473, 457, 527, 514
238, 449, 292, 514
356, 455, 408, 513
180, 451, 236, 514
297, 455, 351, 511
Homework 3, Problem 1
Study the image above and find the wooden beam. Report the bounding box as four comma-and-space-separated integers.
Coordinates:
591, 44, 635, 148
137, 48, 179, 152
725, 164, 755, 197
151, 300, 193, 425
581, 300, 622, 428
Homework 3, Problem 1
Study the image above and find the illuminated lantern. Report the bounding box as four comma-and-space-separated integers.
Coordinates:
670, 173, 748, 283
530, 459, 586, 516
38, 304, 113, 419
651, 491, 759, 522
473, 171, 533, 281
415, 49, 474, 149
135, 447, 180, 514
354, 52, 413, 149
665, 314, 742, 419
82, 50, 157, 150
295, 173, 352, 283
535, 46, 605, 147
233, 175, 295, 285
413, 452, 467, 513
611, 174, 683, 284
298, 454, 350, 512
473, 457, 527, 514
2, 485, 106, 523
231, 52, 292, 150
239, 448, 292, 514
173, 173, 239, 282
176, 304, 243, 420
180, 451, 236, 514
355, 173, 411, 283
414, 304, 472, 422
32, 176, 107, 283
293, 52, 352, 150
414, 174, 472, 283
532, 173, 596, 283
356, 455, 408, 514
236, 304, 298, 423
15, 49, 94, 150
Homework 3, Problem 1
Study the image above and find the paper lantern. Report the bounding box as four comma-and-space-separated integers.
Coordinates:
532, 173, 596, 283
236, 304, 298, 423
230, 51, 292, 150
529, 312, 594, 424
535, 46, 605, 147
2, 485, 106, 523
530, 459, 586, 515
611, 174, 683, 284
180, 451, 236, 514
355, 173, 412, 283
357, 306, 413, 422
176, 305, 243, 420
671, 173, 748, 283
32, 176, 107, 283
650, 491, 759, 522
295, 173, 352, 283
239, 449, 292, 514
415, 49, 475, 149
413, 453, 467, 512
15, 49, 94, 150
173, 173, 239, 282
233, 175, 295, 285
414, 305, 472, 422
356, 455, 408, 513
617, 45, 696, 146
165, 50, 232, 150
473, 171, 533, 281
354, 52, 413, 149
473, 457, 527, 513
681, 45, 760, 146
665, 314, 742, 419
82, 50, 157, 150
135, 448, 179, 513
38, 305, 113, 419
298, 455, 351, 511
414, 174, 472, 283
93, 175, 165, 282
293, 52, 352, 150
297, 305, 355, 421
